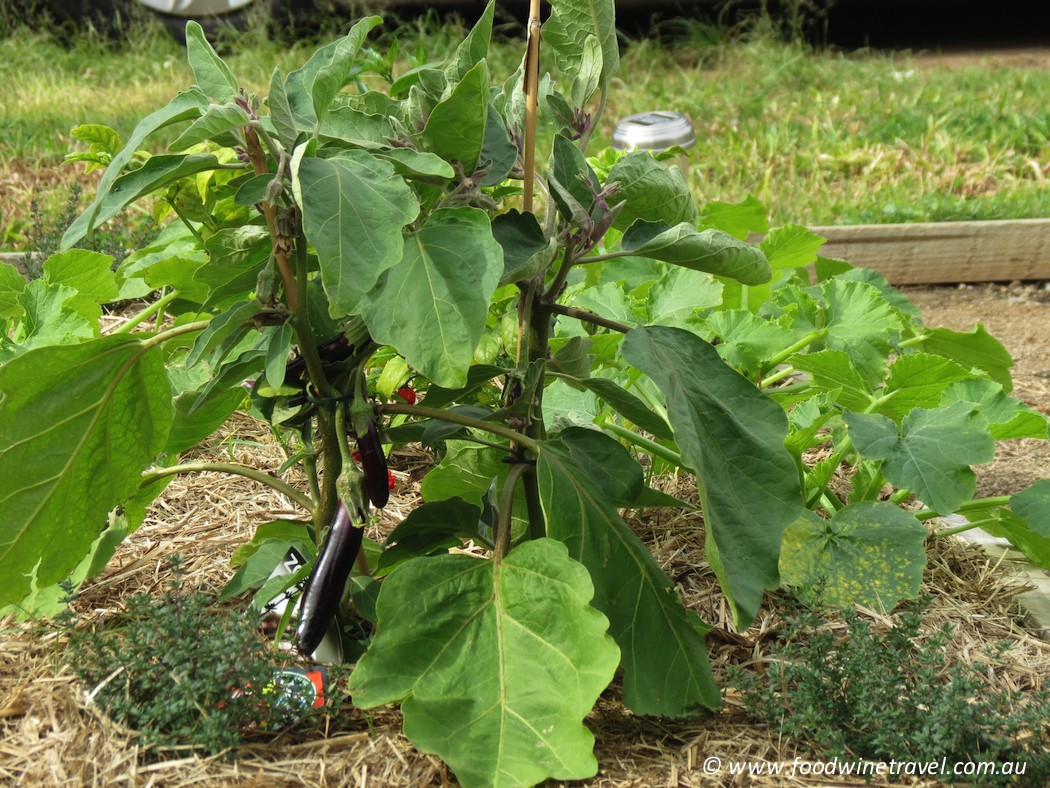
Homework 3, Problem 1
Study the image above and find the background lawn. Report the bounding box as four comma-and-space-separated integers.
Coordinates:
2, 9, 1048, 251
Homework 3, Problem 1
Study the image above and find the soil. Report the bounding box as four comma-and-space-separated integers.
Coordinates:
1, 282, 1048, 787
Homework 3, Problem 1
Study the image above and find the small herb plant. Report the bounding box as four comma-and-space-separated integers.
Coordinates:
62, 558, 323, 757
0, 1, 1047, 784
728, 600, 1050, 785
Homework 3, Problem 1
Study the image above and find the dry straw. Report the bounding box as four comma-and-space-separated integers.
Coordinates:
2, 416, 1047, 787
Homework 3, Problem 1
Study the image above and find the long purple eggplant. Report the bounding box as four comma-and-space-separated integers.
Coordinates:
296, 501, 364, 656
356, 420, 390, 509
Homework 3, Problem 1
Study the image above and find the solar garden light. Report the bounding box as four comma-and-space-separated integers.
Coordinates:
611, 111, 696, 180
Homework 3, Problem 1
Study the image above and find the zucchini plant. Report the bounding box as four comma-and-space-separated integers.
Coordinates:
1, 2, 1047, 785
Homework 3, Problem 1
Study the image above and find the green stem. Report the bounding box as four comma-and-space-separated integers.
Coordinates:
805, 434, 854, 508
761, 329, 824, 371
543, 243, 576, 305
113, 290, 180, 335
547, 303, 630, 334
760, 366, 798, 388
936, 518, 1002, 537
522, 468, 546, 541
291, 226, 334, 398
601, 420, 684, 467
380, 402, 539, 453
165, 199, 207, 245
140, 462, 313, 511
141, 319, 211, 350
575, 249, 628, 265
496, 462, 529, 560
912, 495, 1010, 523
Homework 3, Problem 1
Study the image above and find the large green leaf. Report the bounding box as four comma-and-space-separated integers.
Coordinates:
822, 279, 903, 386
620, 221, 770, 285
779, 503, 927, 609
642, 265, 723, 328
491, 210, 552, 284
607, 154, 697, 231
295, 150, 419, 316
544, 0, 618, 92
445, 0, 494, 84
704, 309, 800, 377
920, 324, 1013, 390
846, 403, 996, 514
421, 61, 489, 174
66, 153, 221, 247
348, 539, 618, 788
0, 335, 173, 608
561, 376, 674, 440
759, 224, 825, 271
879, 353, 975, 421
61, 90, 210, 249
790, 349, 874, 413
941, 379, 1049, 440
537, 436, 719, 717
361, 208, 503, 388
168, 102, 250, 151
184, 20, 239, 102
621, 326, 802, 628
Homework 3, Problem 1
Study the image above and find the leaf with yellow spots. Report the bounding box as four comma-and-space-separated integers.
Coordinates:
779, 502, 927, 610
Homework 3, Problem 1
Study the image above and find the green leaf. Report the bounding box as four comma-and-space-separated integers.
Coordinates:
621, 326, 802, 628
879, 353, 975, 421
550, 134, 600, 224
981, 507, 1050, 569
421, 61, 488, 174
704, 310, 800, 376
620, 221, 770, 285
68, 153, 221, 245
361, 208, 503, 388
564, 376, 674, 440
537, 437, 718, 716
545, 0, 618, 92
263, 323, 294, 391
642, 265, 723, 328
571, 35, 603, 107
607, 153, 696, 231
307, 16, 383, 124
444, 0, 494, 84
295, 151, 419, 316
759, 224, 826, 271
377, 497, 484, 575
185, 298, 262, 369
1012, 480, 1050, 539
779, 503, 927, 609
267, 65, 299, 149
846, 403, 996, 514
791, 349, 873, 413
479, 103, 517, 187
42, 249, 118, 304
61, 89, 210, 249
491, 210, 552, 284
165, 385, 245, 455
17, 280, 96, 347
374, 149, 455, 182
349, 539, 619, 788
822, 279, 903, 386
919, 324, 1013, 390
0, 335, 173, 609
168, 102, 250, 151
0, 262, 26, 323
941, 378, 1049, 440
185, 20, 239, 102
698, 194, 769, 239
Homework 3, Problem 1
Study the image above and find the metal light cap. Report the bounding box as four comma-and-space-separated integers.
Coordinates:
611, 111, 696, 152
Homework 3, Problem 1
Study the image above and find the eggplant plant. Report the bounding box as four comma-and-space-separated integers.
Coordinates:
1, 2, 1047, 784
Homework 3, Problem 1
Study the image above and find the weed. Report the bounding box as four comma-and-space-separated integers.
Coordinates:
728, 599, 1050, 785
60, 557, 330, 759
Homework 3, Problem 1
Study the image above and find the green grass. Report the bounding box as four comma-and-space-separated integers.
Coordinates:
2, 14, 1049, 250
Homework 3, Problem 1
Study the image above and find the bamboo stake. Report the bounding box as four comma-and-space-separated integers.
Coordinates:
522, 0, 542, 213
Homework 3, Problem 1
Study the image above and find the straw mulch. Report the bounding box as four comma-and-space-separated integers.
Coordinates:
3, 282, 1049, 786
2, 407, 1047, 788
